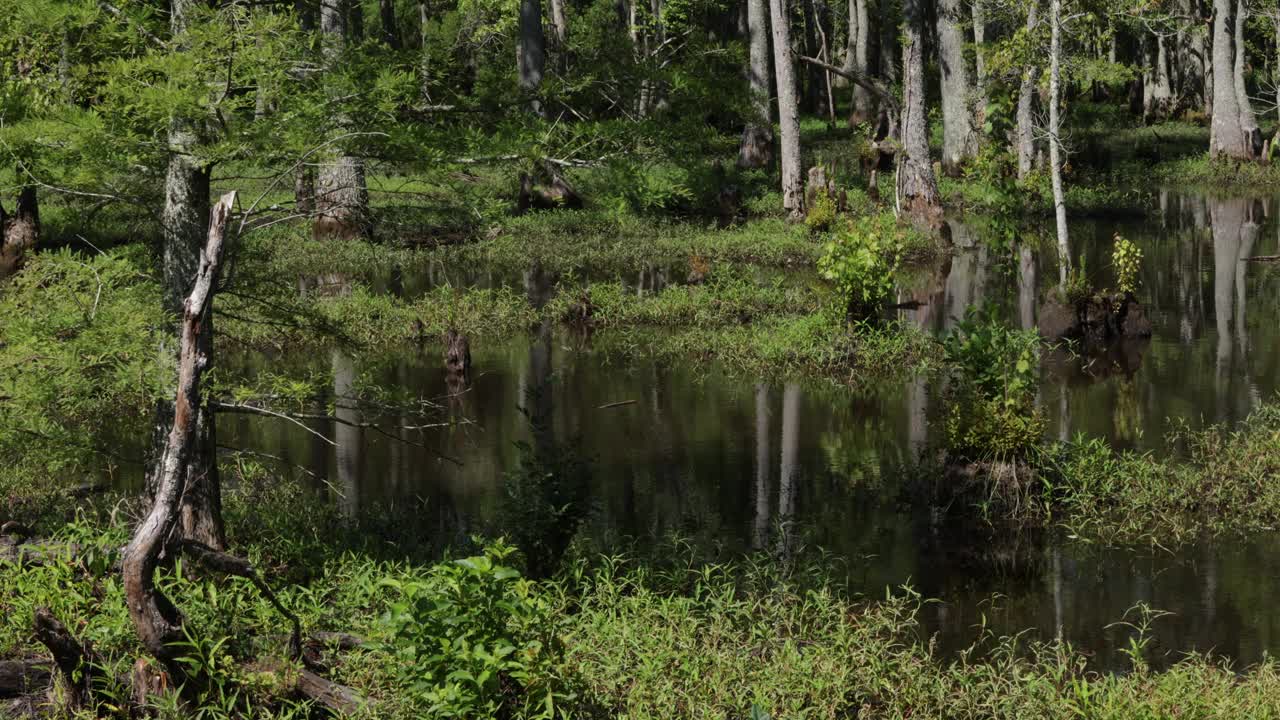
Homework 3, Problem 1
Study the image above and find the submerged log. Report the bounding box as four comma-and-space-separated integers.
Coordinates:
1038, 292, 1152, 344
516, 161, 583, 213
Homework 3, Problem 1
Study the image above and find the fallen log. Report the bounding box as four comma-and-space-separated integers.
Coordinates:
297, 667, 367, 715
181, 540, 302, 658
33, 608, 108, 712
0, 660, 50, 699
1244, 254, 1280, 262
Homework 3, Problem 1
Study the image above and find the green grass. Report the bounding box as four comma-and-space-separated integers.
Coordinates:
6, 489, 1280, 719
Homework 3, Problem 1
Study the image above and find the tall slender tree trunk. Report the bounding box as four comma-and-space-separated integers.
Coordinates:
1232, 0, 1260, 143
839, 0, 858, 85
801, 0, 824, 112
1016, 0, 1039, 180
898, 0, 942, 227
519, 0, 547, 115
379, 0, 400, 48
937, 0, 978, 174
549, 0, 569, 46
316, 0, 371, 238
768, 0, 805, 216
418, 1, 431, 99
739, 0, 775, 168
849, 0, 871, 120
878, 0, 899, 84
972, 0, 989, 111
349, 0, 364, 41
1210, 0, 1261, 158
162, 0, 223, 550
1048, 0, 1069, 283
0, 185, 39, 280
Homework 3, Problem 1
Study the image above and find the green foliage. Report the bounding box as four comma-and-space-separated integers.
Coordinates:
1111, 234, 1143, 295
379, 542, 571, 718
817, 212, 908, 320
942, 308, 1045, 460
803, 191, 838, 235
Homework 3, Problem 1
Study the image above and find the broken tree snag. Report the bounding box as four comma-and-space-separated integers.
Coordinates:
122, 190, 237, 687
0, 660, 51, 699
516, 161, 583, 214
33, 608, 105, 712
0, 185, 40, 280
181, 539, 303, 659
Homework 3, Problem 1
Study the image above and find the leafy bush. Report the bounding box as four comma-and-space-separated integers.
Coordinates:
817, 212, 907, 320
803, 190, 838, 235
1112, 234, 1143, 295
942, 308, 1045, 460
380, 542, 571, 718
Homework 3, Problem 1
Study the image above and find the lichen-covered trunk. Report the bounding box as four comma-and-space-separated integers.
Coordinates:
0, 186, 39, 280
1016, 0, 1039, 180
738, 0, 774, 168
851, 0, 871, 119
897, 0, 942, 228
972, 0, 989, 109
316, 0, 371, 238
1231, 0, 1260, 143
162, 0, 223, 550
1143, 32, 1173, 122
124, 192, 235, 687
937, 0, 978, 174
1210, 0, 1261, 159
1048, 0, 1069, 283
519, 0, 547, 115
418, 1, 431, 99
768, 0, 804, 216
549, 0, 568, 46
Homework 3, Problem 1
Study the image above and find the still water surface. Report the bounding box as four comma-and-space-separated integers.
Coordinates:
164, 192, 1280, 669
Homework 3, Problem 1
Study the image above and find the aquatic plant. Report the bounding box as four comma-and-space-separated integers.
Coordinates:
1111, 234, 1143, 295
817, 212, 907, 320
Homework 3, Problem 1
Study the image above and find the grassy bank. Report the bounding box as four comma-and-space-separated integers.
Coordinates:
4, 485, 1280, 719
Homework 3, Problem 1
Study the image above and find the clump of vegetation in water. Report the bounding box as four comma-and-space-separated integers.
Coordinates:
942, 308, 1046, 461
817, 213, 908, 320
1111, 234, 1143, 295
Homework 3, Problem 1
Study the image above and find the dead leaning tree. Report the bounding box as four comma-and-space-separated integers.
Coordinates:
119, 190, 367, 714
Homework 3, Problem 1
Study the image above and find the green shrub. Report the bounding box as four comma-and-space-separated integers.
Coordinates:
803, 191, 838, 235
1112, 234, 1143, 294
816, 212, 906, 319
379, 542, 571, 718
942, 308, 1045, 460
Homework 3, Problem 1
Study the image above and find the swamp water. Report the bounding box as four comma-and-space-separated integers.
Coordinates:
119, 192, 1280, 670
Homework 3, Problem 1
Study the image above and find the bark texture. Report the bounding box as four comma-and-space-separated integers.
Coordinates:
1048, 0, 1069, 282
768, 0, 804, 215
379, 0, 400, 48
316, 0, 371, 238
1016, 0, 1039, 180
738, 0, 774, 168
519, 0, 547, 115
897, 0, 942, 228
1209, 0, 1261, 159
0, 186, 39, 280
937, 0, 978, 173
123, 191, 236, 686
163, 0, 223, 550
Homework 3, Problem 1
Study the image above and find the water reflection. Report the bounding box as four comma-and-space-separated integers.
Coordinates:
194, 191, 1280, 666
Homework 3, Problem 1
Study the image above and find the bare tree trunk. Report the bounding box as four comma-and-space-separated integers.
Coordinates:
1210, 0, 1261, 158
839, 0, 858, 85
937, 0, 978, 174
878, 0, 899, 84
519, 0, 547, 115
0, 186, 39, 280
316, 0, 371, 238
739, 0, 775, 168
418, 1, 431, 99
379, 0, 400, 48
1049, 0, 1069, 283
898, 0, 942, 227
801, 0, 825, 112
1232, 0, 1260, 142
123, 192, 235, 686
549, 0, 568, 46
349, 0, 364, 41
769, 0, 804, 216
1145, 32, 1173, 122
972, 0, 989, 110
849, 0, 871, 119
1016, 0, 1039, 180
163, 0, 223, 550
